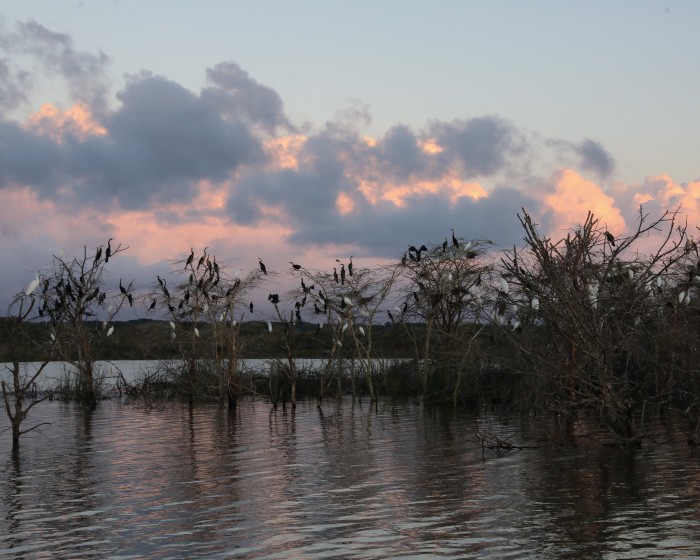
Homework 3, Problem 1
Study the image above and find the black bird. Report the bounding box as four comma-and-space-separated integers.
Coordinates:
249, 302, 254, 313
333, 268, 339, 283
442, 238, 448, 253
197, 247, 208, 270
605, 231, 615, 246
157, 275, 164, 289
94, 245, 102, 265
268, 293, 280, 304
290, 262, 302, 270
127, 293, 133, 307
387, 310, 395, 323
185, 248, 194, 269
340, 263, 346, 285
259, 258, 267, 275
149, 299, 156, 311
119, 279, 127, 296
105, 238, 113, 263
451, 228, 459, 248
314, 303, 322, 314
348, 256, 353, 276
295, 309, 302, 323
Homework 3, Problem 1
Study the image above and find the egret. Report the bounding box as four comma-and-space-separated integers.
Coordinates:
266, 320, 273, 333
499, 278, 509, 294
259, 258, 267, 274
171, 331, 176, 341
194, 327, 200, 337
343, 296, 353, 307
342, 322, 349, 332
169, 320, 176, 330
25, 273, 40, 296
106, 325, 114, 337
358, 326, 365, 337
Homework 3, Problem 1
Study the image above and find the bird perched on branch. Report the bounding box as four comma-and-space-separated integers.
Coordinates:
604, 231, 615, 246
259, 258, 267, 275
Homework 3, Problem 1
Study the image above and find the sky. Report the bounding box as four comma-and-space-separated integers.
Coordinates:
1, 1, 699, 317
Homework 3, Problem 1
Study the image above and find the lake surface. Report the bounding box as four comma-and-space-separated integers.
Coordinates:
2, 396, 700, 559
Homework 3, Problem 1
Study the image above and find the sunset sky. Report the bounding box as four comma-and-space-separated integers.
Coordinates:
1, 2, 699, 316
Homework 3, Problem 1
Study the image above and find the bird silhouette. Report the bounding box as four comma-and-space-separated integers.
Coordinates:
451, 228, 459, 248
289, 262, 302, 270
348, 256, 353, 276
105, 238, 113, 263
605, 231, 615, 246
185, 248, 194, 269
259, 258, 267, 275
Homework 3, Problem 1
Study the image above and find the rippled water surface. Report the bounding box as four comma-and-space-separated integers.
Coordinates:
2, 398, 700, 559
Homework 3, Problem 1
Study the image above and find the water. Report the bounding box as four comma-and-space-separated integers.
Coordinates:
2, 397, 700, 559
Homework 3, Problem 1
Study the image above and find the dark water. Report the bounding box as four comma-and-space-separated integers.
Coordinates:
2, 398, 700, 559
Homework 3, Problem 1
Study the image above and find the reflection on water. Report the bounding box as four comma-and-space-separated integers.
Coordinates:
2, 398, 700, 559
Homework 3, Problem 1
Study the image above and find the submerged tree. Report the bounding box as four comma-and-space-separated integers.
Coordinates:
32, 241, 129, 407
151, 248, 264, 409
502, 208, 690, 445
398, 236, 492, 403
1, 295, 51, 452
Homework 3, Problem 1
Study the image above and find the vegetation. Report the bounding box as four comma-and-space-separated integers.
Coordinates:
4, 207, 700, 450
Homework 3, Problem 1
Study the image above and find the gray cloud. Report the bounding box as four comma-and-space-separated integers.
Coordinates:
0, 19, 111, 112
0, 58, 31, 111
428, 115, 528, 178
577, 138, 615, 178
202, 61, 295, 134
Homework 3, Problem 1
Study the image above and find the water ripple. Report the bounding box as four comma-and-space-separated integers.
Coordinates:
2, 399, 700, 558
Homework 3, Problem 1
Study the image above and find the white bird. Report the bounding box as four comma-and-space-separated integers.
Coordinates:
531, 297, 540, 310
266, 320, 272, 333
343, 296, 353, 307
50, 330, 56, 341
336, 340, 343, 348
232, 320, 238, 327
106, 325, 114, 337
342, 322, 349, 332
499, 278, 509, 294
194, 327, 200, 337
358, 326, 365, 337
107, 305, 115, 313
684, 292, 691, 306
679, 291, 686, 305
25, 273, 40, 296
169, 320, 176, 330
171, 331, 176, 341
511, 320, 521, 331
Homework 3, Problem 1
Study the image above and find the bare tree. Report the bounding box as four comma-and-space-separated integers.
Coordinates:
398, 237, 492, 403
502, 208, 689, 446
33, 242, 129, 407
2, 296, 51, 452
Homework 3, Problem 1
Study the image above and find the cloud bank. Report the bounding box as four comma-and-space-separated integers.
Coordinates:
0, 19, 698, 312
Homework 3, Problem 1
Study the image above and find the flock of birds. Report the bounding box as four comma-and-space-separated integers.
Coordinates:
21, 227, 698, 344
